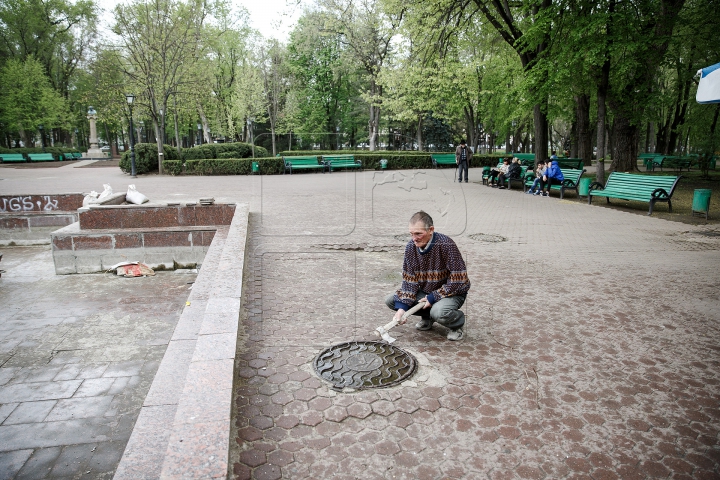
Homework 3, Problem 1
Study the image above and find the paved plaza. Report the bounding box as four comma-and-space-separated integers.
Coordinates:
1, 162, 719, 479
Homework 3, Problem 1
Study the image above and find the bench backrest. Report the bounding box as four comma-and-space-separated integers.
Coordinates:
431, 154, 456, 162
559, 168, 584, 183
511, 153, 535, 160
0, 154, 26, 161
323, 155, 355, 163
603, 172, 681, 198
556, 158, 583, 169
284, 156, 319, 165
27, 153, 55, 160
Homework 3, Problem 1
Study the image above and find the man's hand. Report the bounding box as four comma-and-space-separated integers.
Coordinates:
422, 300, 432, 309
394, 309, 406, 324
543, 175, 548, 181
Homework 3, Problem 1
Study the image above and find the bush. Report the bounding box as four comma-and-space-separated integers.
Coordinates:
181, 157, 284, 175
180, 142, 267, 161
119, 143, 179, 174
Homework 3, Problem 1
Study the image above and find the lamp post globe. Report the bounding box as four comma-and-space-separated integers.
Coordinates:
125, 94, 137, 177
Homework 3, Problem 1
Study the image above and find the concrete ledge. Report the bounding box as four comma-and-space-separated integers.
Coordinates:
114, 203, 248, 480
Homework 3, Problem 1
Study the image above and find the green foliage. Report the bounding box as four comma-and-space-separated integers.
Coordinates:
183, 157, 284, 175
180, 142, 268, 161
0, 56, 70, 134
119, 143, 180, 174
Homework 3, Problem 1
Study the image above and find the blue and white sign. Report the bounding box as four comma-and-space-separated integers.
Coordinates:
696, 62, 720, 104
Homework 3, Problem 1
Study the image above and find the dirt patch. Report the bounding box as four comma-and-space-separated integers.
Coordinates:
78, 159, 120, 168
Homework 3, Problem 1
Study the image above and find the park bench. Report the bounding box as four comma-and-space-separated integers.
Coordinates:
524, 168, 586, 198
323, 154, 362, 172
0, 153, 27, 163
638, 153, 663, 171
511, 153, 535, 166
482, 162, 527, 189
283, 155, 326, 174
651, 156, 692, 172
588, 172, 681, 215
431, 154, 456, 168
555, 158, 584, 170
65, 152, 83, 160
482, 162, 502, 185
27, 153, 55, 162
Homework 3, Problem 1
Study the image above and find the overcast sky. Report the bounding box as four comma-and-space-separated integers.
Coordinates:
97, 0, 305, 42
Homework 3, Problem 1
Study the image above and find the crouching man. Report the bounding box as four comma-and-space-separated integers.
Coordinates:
385, 211, 471, 341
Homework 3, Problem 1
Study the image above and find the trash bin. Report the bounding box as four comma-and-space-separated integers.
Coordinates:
380, 159, 388, 170
252, 161, 259, 174
578, 177, 592, 197
692, 189, 712, 219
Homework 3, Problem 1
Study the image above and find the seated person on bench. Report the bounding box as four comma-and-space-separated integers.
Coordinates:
526, 159, 547, 195
539, 159, 564, 197
497, 157, 521, 189
488, 158, 510, 187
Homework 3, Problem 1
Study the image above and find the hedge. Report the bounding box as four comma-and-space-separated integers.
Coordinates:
0, 146, 82, 161
163, 153, 508, 176
163, 157, 284, 176
119, 143, 180, 174
181, 142, 268, 161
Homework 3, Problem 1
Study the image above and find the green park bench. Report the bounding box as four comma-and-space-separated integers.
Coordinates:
652, 156, 693, 172
65, 152, 83, 160
588, 172, 681, 215
555, 158, 584, 169
0, 153, 27, 163
27, 153, 55, 162
638, 153, 662, 171
482, 162, 502, 185
482, 162, 528, 189
510, 153, 534, 166
431, 154, 456, 168
323, 154, 362, 172
283, 155, 326, 174
524, 168, 586, 198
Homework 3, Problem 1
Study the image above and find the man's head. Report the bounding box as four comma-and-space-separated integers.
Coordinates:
511, 158, 518, 164
538, 159, 546, 166
503, 158, 510, 164
460, 139, 466, 146
408, 211, 434, 249
551, 150, 557, 155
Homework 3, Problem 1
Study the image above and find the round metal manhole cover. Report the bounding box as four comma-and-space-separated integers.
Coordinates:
468, 233, 508, 243
313, 341, 417, 390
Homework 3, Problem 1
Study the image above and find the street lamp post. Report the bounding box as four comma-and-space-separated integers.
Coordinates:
126, 94, 137, 178
38, 124, 45, 151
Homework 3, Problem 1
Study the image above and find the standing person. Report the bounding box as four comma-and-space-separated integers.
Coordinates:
385, 211, 471, 341
455, 140, 472, 183
539, 159, 564, 196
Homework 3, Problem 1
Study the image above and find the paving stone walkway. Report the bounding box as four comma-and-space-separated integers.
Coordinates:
1, 165, 719, 479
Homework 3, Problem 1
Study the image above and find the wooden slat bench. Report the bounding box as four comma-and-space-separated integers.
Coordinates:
283, 155, 326, 174
483, 162, 502, 185
556, 158, 584, 170
431, 154, 456, 168
652, 156, 693, 172
323, 155, 362, 172
0, 153, 27, 163
27, 153, 55, 162
638, 153, 664, 171
524, 168, 587, 198
511, 153, 535, 166
588, 172, 681, 215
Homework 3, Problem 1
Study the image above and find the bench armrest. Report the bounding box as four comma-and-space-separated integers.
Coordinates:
588, 181, 604, 192
651, 188, 670, 199
562, 179, 577, 188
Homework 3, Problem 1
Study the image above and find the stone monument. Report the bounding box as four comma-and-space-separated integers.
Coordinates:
84, 106, 105, 159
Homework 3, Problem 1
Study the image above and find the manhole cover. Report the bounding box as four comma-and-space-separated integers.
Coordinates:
468, 233, 507, 243
313, 341, 417, 390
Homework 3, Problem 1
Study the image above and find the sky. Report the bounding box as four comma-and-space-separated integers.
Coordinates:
96, 0, 306, 42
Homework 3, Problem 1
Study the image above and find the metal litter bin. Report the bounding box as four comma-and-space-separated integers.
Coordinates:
252, 161, 259, 174
578, 177, 592, 197
380, 159, 388, 170
692, 189, 711, 219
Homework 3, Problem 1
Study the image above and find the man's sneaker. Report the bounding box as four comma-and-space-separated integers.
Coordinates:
415, 319, 433, 330
543, 192, 550, 197
525, 190, 533, 194
447, 328, 464, 341
533, 190, 541, 196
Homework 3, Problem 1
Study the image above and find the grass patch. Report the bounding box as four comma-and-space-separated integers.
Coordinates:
564, 169, 720, 225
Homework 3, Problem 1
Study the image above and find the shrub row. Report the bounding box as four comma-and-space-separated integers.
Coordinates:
119, 143, 180, 175
181, 142, 268, 161
163, 157, 284, 176
163, 153, 509, 176
0, 146, 82, 160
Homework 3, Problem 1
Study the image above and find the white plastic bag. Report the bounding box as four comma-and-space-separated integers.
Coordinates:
97, 184, 113, 202
83, 191, 100, 206
126, 184, 149, 204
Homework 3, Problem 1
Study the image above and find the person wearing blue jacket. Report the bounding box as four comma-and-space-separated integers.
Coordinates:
539, 160, 564, 196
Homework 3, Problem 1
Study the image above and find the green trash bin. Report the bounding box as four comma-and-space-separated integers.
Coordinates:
692, 189, 712, 219
252, 161, 259, 174
380, 159, 388, 169
578, 177, 592, 197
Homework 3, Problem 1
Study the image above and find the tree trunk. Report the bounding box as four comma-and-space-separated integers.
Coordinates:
611, 114, 639, 172
416, 115, 423, 151
533, 104, 548, 166
368, 80, 380, 151
197, 103, 210, 144
575, 94, 592, 165
173, 95, 182, 157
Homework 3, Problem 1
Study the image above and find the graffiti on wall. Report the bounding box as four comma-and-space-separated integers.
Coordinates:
0, 196, 60, 212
